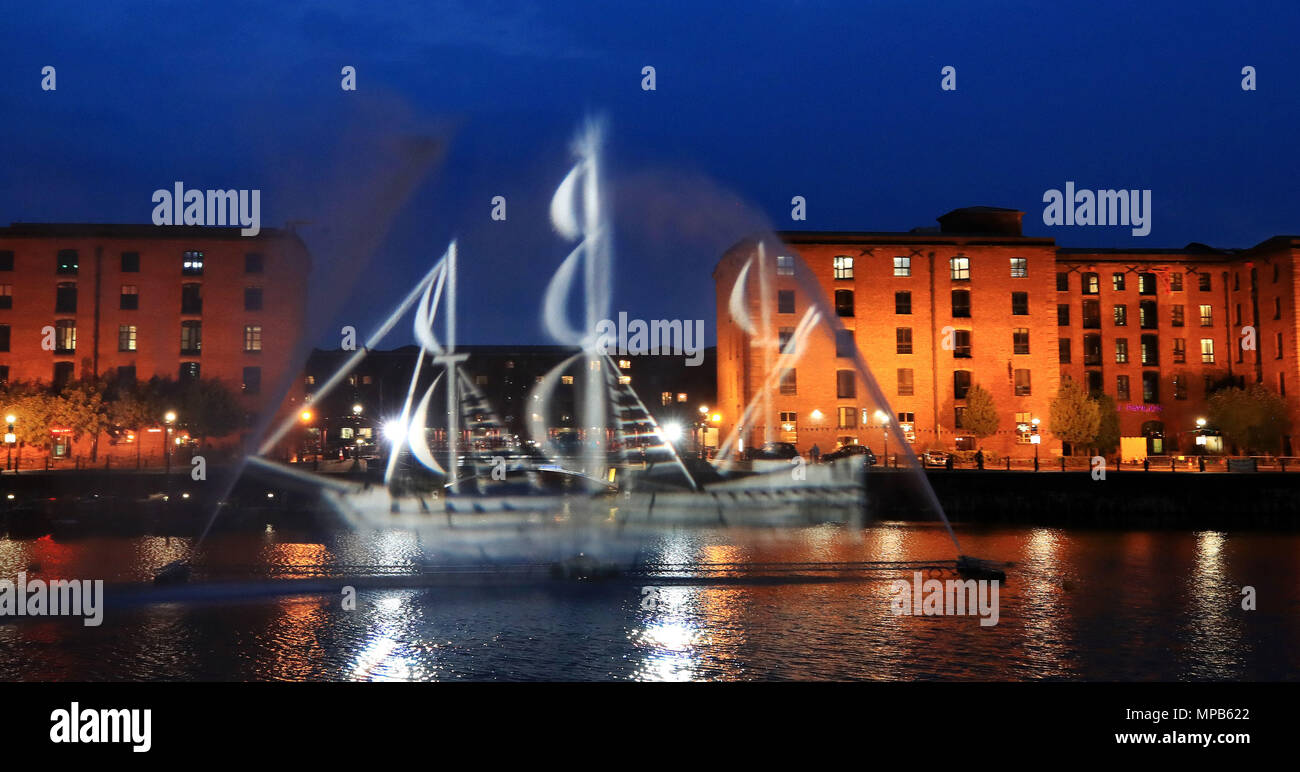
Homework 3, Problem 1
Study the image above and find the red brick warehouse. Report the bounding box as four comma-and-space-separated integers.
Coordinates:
715, 207, 1300, 461
0, 223, 310, 463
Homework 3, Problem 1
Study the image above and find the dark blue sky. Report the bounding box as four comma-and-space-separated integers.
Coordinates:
4, 1, 1298, 347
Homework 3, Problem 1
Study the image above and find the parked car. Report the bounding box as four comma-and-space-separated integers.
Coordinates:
823, 444, 876, 465
922, 449, 952, 467
746, 442, 799, 460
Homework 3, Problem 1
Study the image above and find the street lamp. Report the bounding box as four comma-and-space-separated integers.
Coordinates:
163, 411, 177, 475
5, 414, 15, 472
875, 409, 889, 466
1030, 417, 1041, 471
352, 403, 363, 416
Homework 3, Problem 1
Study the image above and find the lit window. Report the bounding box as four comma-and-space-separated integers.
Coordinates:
118, 324, 137, 352
1201, 339, 1215, 364
562, 375, 574, 385
617, 359, 631, 369
243, 324, 262, 352
950, 256, 970, 281
776, 255, 794, 276
893, 257, 911, 277
1010, 258, 1027, 278
833, 256, 854, 279
1199, 304, 1213, 327
182, 250, 204, 275
676, 393, 687, 402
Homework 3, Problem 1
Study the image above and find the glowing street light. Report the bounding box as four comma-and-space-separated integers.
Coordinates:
352, 404, 364, 415
4, 413, 16, 471
163, 411, 178, 475
1196, 417, 1207, 428
300, 409, 314, 423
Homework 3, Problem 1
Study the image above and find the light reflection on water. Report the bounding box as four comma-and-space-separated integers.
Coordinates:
2, 524, 1299, 681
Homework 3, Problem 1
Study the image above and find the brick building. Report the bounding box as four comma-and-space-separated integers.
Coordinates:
715, 207, 1300, 460
0, 223, 310, 459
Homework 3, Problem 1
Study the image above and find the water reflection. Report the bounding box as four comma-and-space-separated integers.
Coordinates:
2, 525, 1298, 681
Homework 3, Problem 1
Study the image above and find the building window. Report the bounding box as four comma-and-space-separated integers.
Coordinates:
779, 411, 798, 443
180, 362, 200, 381
1234, 273, 1241, 291
55, 320, 76, 353
953, 370, 972, 400
779, 369, 797, 395
833, 256, 854, 279
57, 249, 78, 274
55, 282, 77, 313
1056, 272, 1070, 291
954, 406, 966, 430
895, 291, 911, 315
661, 392, 671, 406
834, 289, 854, 317
893, 257, 911, 277
775, 254, 795, 276
1138, 273, 1156, 295
778, 327, 793, 352
118, 324, 137, 352
953, 329, 972, 358
181, 283, 202, 314
244, 324, 263, 352
1115, 338, 1129, 364
120, 285, 138, 310
0, 251, 12, 271
1277, 332, 1285, 360
1011, 292, 1029, 315
180, 321, 202, 355
1082, 299, 1101, 328
1199, 304, 1213, 327
1116, 374, 1131, 401
1173, 338, 1186, 364
1234, 303, 1241, 326
836, 370, 856, 399
1085, 370, 1103, 395
0, 325, 8, 352
245, 253, 264, 273
1171, 305, 1184, 327
1112, 272, 1126, 291
53, 362, 74, 388
777, 289, 795, 314
1015, 411, 1033, 443
837, 406, 857, 429
1014, 369, 1031, 396
0, 285, 10, 310
1198, 272, 1211, 291
896, 327, 913, 354
1082, 272, 1099, 294
1059, 338, 1071, 364
1010, 257, 1027, 278
1142, 371, 1159, 403
1057, 304, 1070, 326
897, 368, 914, 396
1173, 374, 1187, 400
1140, 335, 1159, 366
1139, 300, 1157, 329
1113, 304, 1127, 326
120, 251, 140, 272
1083, 334, 1102, 366
183, 250, 205, 275
1013, 328, 1030, 355
1274, 297, 1282, 320
1201, 338, 1215, 364
1170, 272, 1184, 291
951, 289, 971, 318
241, 366, 262, 395
835, 329, 855, 358
245, 287, 263, 311
117, 365, 136, 385
562, 375, 574, 385
950, 256, 970, 281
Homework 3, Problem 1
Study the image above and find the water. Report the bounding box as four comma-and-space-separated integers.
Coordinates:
1, 525, 1297, 681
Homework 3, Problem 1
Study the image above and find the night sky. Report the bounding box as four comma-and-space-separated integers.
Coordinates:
3, 1, 1297, 348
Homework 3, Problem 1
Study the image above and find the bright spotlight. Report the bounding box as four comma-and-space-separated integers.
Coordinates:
661, 422, 683, 442
383, 419, 408, 442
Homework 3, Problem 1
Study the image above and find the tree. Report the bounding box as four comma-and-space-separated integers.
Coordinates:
108, 379, 168, 467
177, 378, 243, 445
961, 384, 999, 443
1049, 377, 1100, 450
1092, 393, 1121, 454
48, 379, 110, 461
1207, 383, 1291, 454
0, 383, 55, 449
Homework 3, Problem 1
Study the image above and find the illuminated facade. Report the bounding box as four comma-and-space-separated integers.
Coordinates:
715, 208, 1300, 459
